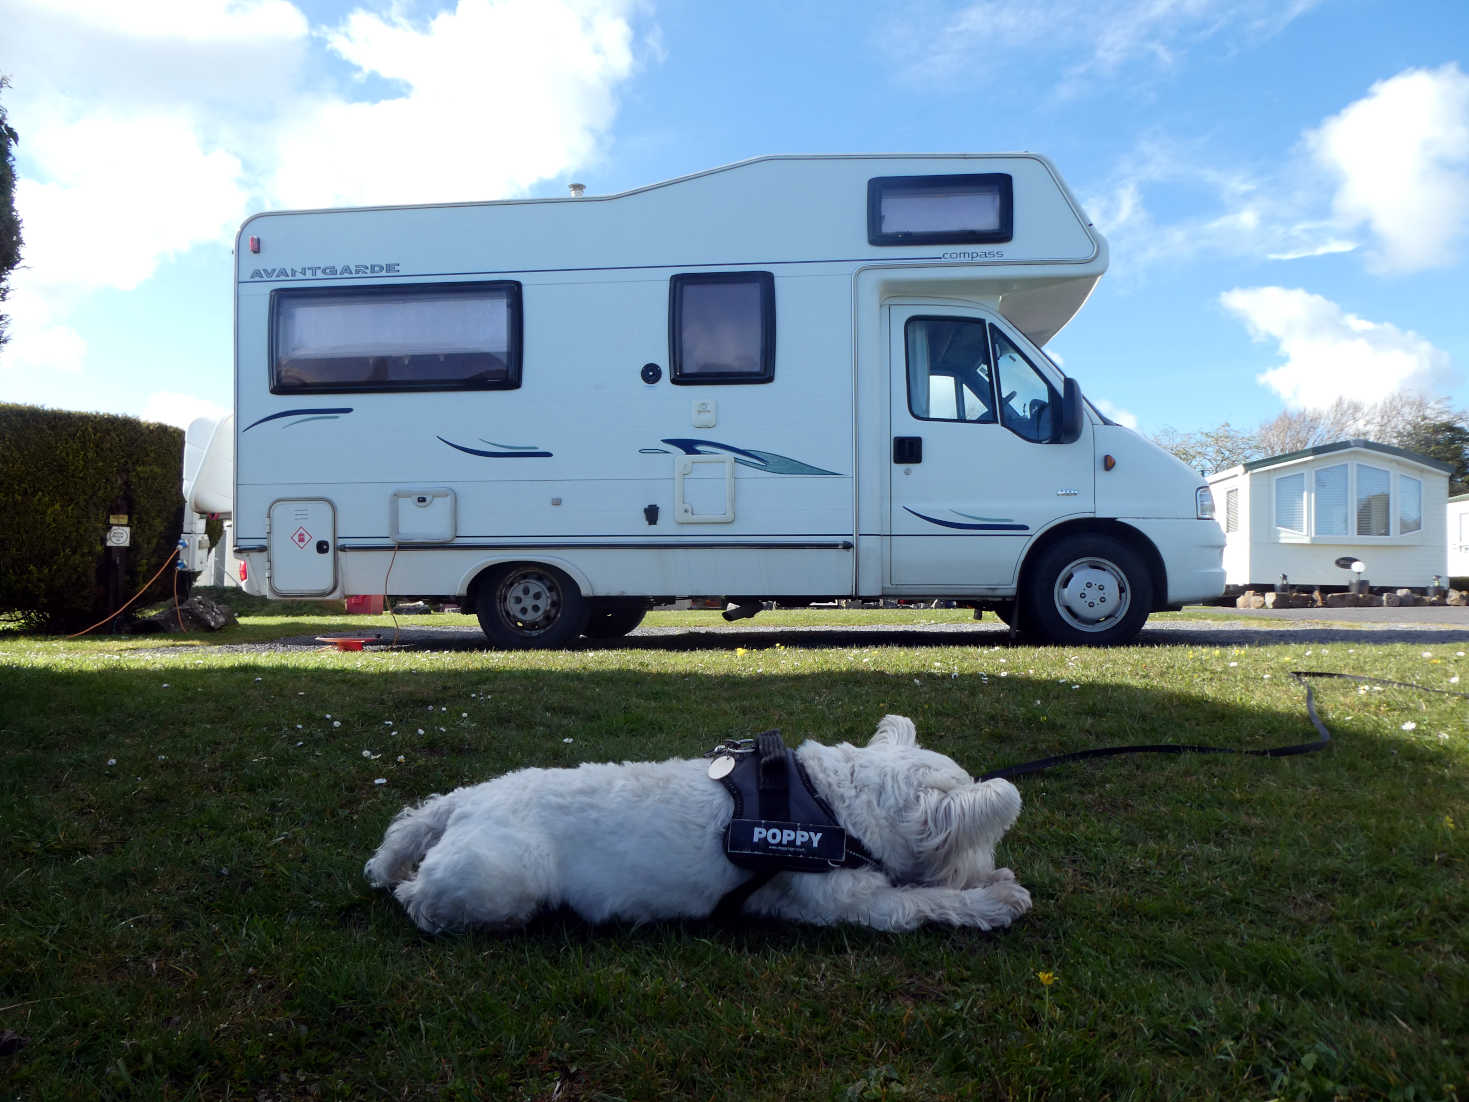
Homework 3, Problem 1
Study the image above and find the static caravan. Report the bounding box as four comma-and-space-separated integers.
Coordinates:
1206, 440, 1450, 591
1449, 493, 1469, 581
209, 154, 1224, 646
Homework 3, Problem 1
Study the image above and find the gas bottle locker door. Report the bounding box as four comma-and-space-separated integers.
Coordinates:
267, 498, 338, 596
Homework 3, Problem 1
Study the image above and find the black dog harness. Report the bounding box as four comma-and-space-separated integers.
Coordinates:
706, 730, 879, 919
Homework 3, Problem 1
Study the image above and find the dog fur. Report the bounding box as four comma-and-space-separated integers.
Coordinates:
364, 714, 1029, 933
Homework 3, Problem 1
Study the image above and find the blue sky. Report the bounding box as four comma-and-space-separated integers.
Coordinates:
2, 0, 1466, 437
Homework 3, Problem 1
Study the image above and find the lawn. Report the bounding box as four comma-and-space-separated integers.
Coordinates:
1, 606, 1465, 1100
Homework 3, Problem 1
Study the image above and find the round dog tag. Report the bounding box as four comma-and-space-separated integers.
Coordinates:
707, 755, 736, 780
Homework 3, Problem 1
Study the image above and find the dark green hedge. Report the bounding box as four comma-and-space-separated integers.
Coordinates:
0, 403, 184, 630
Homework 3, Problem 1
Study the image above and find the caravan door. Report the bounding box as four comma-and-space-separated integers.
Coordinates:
885, 304, 1094, 590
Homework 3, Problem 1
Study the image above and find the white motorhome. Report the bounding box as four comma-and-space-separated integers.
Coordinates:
211, 154, 1224, 645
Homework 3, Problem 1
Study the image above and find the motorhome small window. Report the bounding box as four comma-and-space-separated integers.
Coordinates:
1275, 473, 1306, 536
1224, 488, 1239, 533
904, 317, 995, 423
271, 281, 521, 393
669, 272, 775, 384
1357, 464, 1391, 536
867, 174, 1013, 246
1314, 464, 1349, 536
1400, 474, 1422, 534
991, 328, 1060, 443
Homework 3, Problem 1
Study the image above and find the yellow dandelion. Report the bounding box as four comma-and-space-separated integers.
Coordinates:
1036, 971, 1057, 987
1446, 815, 1456, 831
735, 647, 748, 656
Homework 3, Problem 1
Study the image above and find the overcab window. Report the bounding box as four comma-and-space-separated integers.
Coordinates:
271, 281, 522, 394
868, 173, 1014, 246
669, 272, 775, 384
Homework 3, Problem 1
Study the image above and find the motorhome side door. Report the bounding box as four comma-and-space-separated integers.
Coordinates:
267, 498, 337, 596
885, 304, 1094, 590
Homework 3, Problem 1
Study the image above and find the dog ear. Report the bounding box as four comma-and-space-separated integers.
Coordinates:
869, 714, 918, 748
914, 780, 1022, 863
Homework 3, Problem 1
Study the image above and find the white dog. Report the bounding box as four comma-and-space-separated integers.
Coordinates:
364, 715, 1030, 933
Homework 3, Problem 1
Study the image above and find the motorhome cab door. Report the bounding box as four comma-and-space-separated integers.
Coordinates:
885, 304, 1094, 591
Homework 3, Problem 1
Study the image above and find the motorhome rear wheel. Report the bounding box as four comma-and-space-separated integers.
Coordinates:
476, 564, 589, 649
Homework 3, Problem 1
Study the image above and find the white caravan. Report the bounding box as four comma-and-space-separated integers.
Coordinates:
216, 154, 1224, 645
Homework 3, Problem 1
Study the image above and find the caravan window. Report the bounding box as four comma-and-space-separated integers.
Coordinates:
904, 317, 995, 423
270, 281, 522, 394
1275, 473, 1306, 536
1400, 475, 1423, 534
669, 272, 775, 384
1356, 465, 1391, 536
867, 174, 1013, 246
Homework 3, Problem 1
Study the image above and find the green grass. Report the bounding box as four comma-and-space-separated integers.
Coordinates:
1, 609, 1466, 1100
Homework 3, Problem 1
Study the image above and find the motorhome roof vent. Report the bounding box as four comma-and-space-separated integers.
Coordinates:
568, 182, 586, 198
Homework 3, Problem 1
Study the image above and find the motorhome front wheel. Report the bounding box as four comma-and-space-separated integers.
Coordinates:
477, 564, 589, 649
1021, 535, 1152, 646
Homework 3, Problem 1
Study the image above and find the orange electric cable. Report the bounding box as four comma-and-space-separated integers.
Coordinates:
65, 553, 181, 639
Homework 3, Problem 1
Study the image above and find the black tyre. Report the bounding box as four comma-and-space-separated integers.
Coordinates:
1019, 535, 1152, 646
582, 602, 648, 640
475, 563, 589, 648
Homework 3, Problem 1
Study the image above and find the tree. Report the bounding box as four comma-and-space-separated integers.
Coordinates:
1150, 422, 1260, 474
1397, 418, 1469, 495
1151, 391, 1469, 483
0, 76, 21, 351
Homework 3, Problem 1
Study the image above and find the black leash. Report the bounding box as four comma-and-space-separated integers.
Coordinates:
709, 671, 1465, 920
979, 670, 1468, 782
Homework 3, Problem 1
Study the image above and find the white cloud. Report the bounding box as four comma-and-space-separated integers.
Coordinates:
1307, 63, 1469, 273
1090, 64, 1469, 277
0, 284, 87, 377
886, 0, 1323, 95
0, 0, 651, 403
1220, 286, 1457, 408
141, 391, 230, 430
1093, 398, 1139, 430
269, 0, 640, 208
14, 112, 249, 294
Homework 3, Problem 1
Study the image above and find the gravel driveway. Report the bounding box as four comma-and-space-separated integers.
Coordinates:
233, 605, 1469, 654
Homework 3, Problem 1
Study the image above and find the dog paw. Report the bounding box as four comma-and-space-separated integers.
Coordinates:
993, 878, 1032, 918
979, 866, 1016, 885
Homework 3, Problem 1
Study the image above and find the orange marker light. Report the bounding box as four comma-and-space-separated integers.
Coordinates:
1103, 454, 1116, 471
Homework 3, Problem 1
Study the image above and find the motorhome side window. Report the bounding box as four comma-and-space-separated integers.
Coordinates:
867, 174, 1014, 246
990, 329, 1061, 443
668, 272, 775, 384
904, 317, 996, 423
270, 281, 522, 394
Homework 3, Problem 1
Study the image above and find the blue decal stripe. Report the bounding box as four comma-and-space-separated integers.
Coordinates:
439, 436, 552, 458
904, 507, 1028, 531
659, 437, 841, 476
243, 407, 352, 432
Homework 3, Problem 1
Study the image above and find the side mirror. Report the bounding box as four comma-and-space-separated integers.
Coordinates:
1056, 377, 1084, 444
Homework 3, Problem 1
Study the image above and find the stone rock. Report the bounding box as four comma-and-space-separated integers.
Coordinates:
1236, 591, 1266, 609
1381, 593, 1402, 607
1448, 589, 1466, 606
392, 601, 433, 615
132, 594, 238, 633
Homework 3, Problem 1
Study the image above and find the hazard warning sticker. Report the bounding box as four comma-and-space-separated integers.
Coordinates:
291, 526, 311, 549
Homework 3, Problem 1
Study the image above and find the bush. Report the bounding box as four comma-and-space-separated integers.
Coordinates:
0, 403, 184, 630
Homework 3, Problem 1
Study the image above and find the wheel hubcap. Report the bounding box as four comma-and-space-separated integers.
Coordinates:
500, 571, 560, 632
1054, 557, 1130, 631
